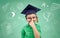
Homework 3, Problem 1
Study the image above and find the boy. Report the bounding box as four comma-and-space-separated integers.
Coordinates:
21, 4, 41, 38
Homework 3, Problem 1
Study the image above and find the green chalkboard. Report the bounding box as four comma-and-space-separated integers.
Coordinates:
0, 0, 60, 38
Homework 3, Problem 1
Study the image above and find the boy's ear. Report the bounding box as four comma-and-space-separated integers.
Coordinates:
36, 16, 38, 22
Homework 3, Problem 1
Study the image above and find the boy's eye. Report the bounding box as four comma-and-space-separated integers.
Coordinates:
27, 17, 31, 19
27, 17, 36, 19
33, 17, 36, 19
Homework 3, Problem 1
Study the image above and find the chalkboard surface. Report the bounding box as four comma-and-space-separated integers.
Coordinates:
0, 0, 60, 38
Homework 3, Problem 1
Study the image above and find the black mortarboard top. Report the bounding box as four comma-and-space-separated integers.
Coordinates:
21, 4, 41, 15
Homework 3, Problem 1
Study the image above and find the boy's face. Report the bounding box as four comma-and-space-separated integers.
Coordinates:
26, 14, 38, 23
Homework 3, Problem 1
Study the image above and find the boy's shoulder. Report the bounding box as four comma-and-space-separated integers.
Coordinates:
35, 24, 40, 28
22, 24, 29, 30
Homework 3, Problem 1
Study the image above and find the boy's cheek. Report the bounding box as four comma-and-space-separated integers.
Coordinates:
27, 19, 31, 22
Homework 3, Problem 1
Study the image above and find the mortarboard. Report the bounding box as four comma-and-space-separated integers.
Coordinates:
21, 4, 41, 15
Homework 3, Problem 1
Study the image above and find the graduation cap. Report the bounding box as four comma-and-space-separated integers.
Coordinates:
21, 4, 41, 15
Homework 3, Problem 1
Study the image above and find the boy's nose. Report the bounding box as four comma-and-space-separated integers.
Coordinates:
30, 18, 34, 22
